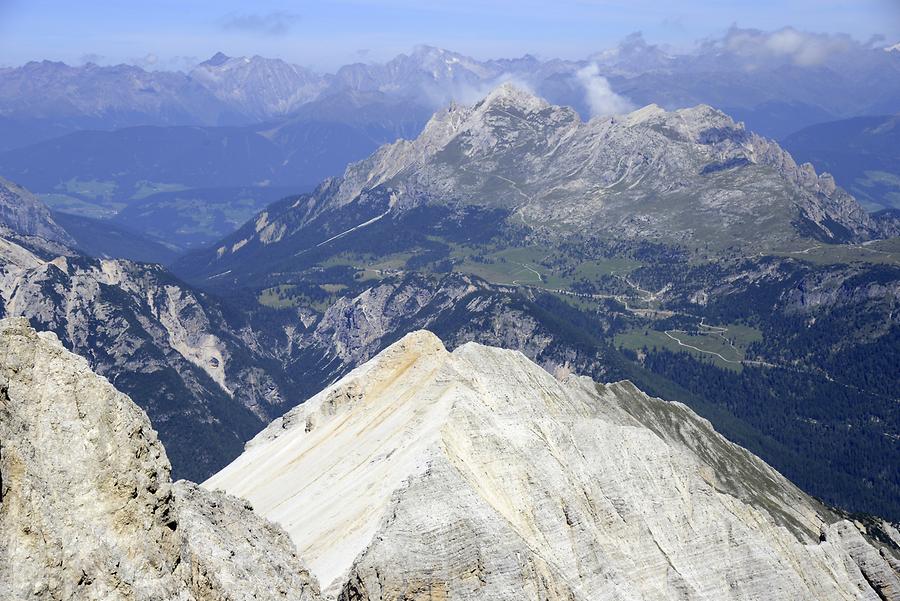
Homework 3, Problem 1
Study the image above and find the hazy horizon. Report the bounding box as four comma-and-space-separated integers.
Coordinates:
1, 0, 898, 71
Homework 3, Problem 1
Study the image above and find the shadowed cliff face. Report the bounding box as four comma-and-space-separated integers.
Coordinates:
0, 234, 299, 481
208, 330, 900, 600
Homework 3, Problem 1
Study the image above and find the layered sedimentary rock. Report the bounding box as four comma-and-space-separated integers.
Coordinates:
0, 317, 320, 601
208, 330, 900, 600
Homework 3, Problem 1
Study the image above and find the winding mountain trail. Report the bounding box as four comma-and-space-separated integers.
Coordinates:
663, 330, 742, 364
515, 263, 543, 283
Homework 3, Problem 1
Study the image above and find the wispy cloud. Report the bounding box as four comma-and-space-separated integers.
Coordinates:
126, 53, 199, 72
576, 63, 635, 117
220, 11, 301, 36
437, 73, 537, 108
719, 27, 852, 67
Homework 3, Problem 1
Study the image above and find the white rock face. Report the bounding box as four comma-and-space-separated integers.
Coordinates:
208, 330, 900, 600
0, 317, 321, 601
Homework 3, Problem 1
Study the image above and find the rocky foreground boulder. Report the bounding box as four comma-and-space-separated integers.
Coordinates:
0, 317, 320, 601
208, 330, 900, 600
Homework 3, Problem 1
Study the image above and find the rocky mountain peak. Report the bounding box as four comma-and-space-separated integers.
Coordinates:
190, 88, 886, 278
619, 101, 665, 124
189, 53, 326, 118
201, 51, 231, 67
407, 44, 462, 66
617, 102, 744, 143
589, 31, 674, 75
390, 45, 495, 81
207, 329, 900, 600
474, 81, 551, 114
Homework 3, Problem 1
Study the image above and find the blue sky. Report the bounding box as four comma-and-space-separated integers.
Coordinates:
1, 0, 898, 70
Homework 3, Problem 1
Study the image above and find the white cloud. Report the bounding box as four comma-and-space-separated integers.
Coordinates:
576, 63, 635, 117
449, 73, 535, 106
722, 27, 851, 67
127, 53, 199, 72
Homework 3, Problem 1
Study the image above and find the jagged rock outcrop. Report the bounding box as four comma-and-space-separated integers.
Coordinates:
0, 317, 321, 601
781, 264, 900, 314
265, 272, 615, 394
207, 330, 900, 600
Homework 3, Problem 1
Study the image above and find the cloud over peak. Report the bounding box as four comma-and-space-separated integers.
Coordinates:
576, 63, 635, 117
720, 27, 852, 67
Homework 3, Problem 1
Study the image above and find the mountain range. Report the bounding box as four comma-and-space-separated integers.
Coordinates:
173, 88, 900, 522
3, 29, 899, 148
2, 17, 899, 600
2, 28, 897, 252
176, 84, 891, 287
1, 86, 899, 524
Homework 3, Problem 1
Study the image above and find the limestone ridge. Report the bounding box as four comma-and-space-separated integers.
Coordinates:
201, 84, 885, 275
332, 84, 877, 241
190, 53, 327, 119
0, 317, 321, 601
208, 329, 900, 600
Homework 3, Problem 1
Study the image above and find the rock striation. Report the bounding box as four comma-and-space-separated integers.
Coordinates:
0, 317, 321, 601
208, 329, 900, 600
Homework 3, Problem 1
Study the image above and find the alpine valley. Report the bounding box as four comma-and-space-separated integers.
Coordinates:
1, 34, 899, 599
169, 85, 900, 522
